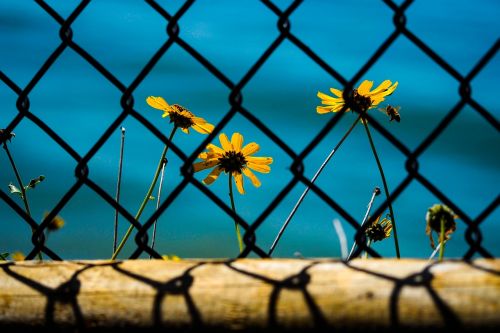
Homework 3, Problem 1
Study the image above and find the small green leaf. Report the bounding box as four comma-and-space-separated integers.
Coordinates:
8, 183, 23, 198
25, 175, 45, 190
0, 252, 9, 260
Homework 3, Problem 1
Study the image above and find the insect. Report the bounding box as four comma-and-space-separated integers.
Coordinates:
379, 105, 401, 122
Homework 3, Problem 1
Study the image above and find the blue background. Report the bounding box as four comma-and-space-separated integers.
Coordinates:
1, 0, 499, 259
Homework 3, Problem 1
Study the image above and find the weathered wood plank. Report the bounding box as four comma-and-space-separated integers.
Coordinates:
0, 259, 498, 331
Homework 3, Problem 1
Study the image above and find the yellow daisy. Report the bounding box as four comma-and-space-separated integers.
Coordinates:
44, 211, 65, 232
146, 96, 214, 134
317, 80, 398, 114
193, 133, 273, 194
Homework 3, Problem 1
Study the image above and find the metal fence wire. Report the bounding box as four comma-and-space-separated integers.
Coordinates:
1, 0, 499, 261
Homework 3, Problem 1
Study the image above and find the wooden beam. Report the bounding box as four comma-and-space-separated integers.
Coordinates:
0, 259, 499, 331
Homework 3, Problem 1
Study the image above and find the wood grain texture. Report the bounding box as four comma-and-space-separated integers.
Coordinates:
0, 259, 498, 331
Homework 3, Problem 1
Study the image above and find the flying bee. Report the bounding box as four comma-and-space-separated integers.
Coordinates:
379, 105, 401, 122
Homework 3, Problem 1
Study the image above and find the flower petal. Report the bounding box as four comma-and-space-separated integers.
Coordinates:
146, 96, 171, 112
181, 127, 189, 134
192, 116, 207, 124
193, 158, 220, 172
243, 167, 261, 188
380, 81, 398, 97
198, 151, 220, 160
203, 167, 223, 185
246, 156, 273, 165
317, 106, 333, 114
192, 122, 214, 134
207, 143, 225, 155
329, 87, 343, 97
241, 142, 259, 156
357, 80, 373, 95
247, 162, 271, 174
317, 91, 342, 102
219, 133, 232, 151
369, 80, 392, 95
231, 133, 243, 152
233, 172, 245, 194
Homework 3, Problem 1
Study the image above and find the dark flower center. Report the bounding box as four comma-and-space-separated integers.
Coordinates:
348, 89, 372, 113
366, 224, 389, 242
169, 104, 194, 129
218, 151, 247, 174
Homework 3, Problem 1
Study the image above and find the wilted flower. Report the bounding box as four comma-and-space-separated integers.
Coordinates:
366, 215, 393, 242
193, 133, 273, 194
146, 96, 214, 134
317, 80, 398, 115
426, 203, 458, 249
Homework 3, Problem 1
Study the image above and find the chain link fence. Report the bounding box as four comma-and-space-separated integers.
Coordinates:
1, 0, 499, 260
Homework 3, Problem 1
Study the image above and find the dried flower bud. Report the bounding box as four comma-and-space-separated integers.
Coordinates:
425, 204, 458, 249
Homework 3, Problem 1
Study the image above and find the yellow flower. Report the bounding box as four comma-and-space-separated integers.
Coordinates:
193, 133, 273, 194
162, 254, 181, 261
44, 211, 65, 232
317, 80, 398, 114
146, 96, 214, 134
11, 251, 25, 261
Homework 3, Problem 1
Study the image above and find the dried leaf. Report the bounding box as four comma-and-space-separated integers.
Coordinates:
8, 183, 23, 198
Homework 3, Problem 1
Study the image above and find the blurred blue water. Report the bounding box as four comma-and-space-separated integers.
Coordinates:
1, 0, 499, 259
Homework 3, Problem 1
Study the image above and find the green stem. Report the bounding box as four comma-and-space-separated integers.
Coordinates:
3, 143, 42, 261
228, 174, 244, 253
438, 218, 445, 262
111, 127, 177, 260
362, 120, 401, 259
363, 239, 372, 259
150, 158, 167, 259
113, 127, 126, 254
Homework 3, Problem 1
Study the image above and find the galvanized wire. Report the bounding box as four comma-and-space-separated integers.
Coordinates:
0, 0, 498, 260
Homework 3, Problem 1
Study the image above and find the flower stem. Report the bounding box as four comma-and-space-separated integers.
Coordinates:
228, 174, 244, 253
438, 218, 445, 261
363, 239, 372, 259
268, 115, 361, 256
111, 126, 177, 260
113, 127, 126, 254
347, 186, 380, 261
150, 157, 167, 259
362, 120, 401, 258
3, 142, 42, 260
428, 240, 445, 262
